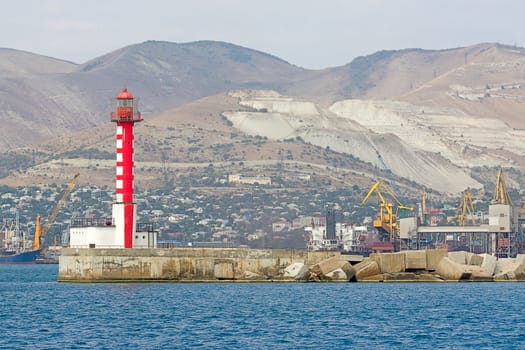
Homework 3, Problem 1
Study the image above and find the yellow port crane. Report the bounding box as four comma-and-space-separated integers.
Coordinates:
361, 180, 414, 240
421, 186, 432, 225
33, 173, 80, 250
448, 190, 475, 226
492, 168, 512, 205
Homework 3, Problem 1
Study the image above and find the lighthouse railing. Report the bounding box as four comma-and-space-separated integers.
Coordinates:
110, 111, 142, 122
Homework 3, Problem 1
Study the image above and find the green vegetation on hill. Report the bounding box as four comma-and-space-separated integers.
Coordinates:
0, 153, 33, 178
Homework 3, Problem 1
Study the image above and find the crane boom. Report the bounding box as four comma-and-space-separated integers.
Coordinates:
34, 173, 79, 249
493, 168, 512, 205
362, 180, 414, 210
374, 148, 409, 204
361, 181, 383, 205
361, 180, 414, 240
448, 190, 475, 226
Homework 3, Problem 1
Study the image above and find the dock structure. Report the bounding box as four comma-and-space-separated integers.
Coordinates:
58, 247, 525, 282
415, 203, 520, 257
417, 225, 491, 252
58, 248, 339, 282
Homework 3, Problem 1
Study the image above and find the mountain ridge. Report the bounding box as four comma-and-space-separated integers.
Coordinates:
1, 40, 525, 194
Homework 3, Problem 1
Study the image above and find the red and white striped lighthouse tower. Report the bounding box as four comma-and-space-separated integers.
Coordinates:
110, 87, 143, 248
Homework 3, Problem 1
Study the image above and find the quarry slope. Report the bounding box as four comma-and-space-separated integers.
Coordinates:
224, 90, 525, 193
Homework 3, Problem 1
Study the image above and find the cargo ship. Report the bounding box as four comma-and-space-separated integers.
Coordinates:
0, 214, 42, 264
1, 174, 78, 264
0, 249, 42, 264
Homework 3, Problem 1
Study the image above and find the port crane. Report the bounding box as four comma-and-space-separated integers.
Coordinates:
492, 168, 512, 205
490, 168, 517, 256
361, 180, 414, 240
33, 173, 80, 250
373, 147, 413, 209
420, 186, 435, 225
447, 189, 475, 226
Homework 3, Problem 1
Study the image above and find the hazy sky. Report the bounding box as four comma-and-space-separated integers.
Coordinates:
1, 0, 523, 69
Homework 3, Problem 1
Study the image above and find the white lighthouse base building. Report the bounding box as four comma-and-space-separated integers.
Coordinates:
69, 204, 157, 248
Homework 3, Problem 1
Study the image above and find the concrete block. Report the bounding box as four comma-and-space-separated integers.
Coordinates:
467, 253, 483, 266
495, 258, 515, 275
437, 257, 493, 281
359, 274, 385, 281
283, 263, 309, 280
436, 257, 472, 281
494, 271, 516, 281
370, 252, 406, 273
311, 256, 343, 276
516, 254, 525, 265
480, 254, 497, 275
493, 262, 525, 281
384, 272, 417, 281
426, 249, 448, 271
214, 261, 234, 280
354, 260, 380, 281
415, 273, 445, 282
466, 265, 493, 281
447, 251, 467, 264
404, 250, 427, 270
244, 271, 264, 280
338, 254, 364, 263
340, 261, 356, 281
325, 268, 349, 281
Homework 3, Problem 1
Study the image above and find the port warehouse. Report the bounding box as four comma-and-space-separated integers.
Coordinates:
406, 203, 520, 257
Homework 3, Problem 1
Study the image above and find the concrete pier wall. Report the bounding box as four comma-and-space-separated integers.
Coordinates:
59, 248, 525, 282
58, 248, 338, 282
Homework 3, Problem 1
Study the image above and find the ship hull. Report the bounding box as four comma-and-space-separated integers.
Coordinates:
0, 249, 41, 264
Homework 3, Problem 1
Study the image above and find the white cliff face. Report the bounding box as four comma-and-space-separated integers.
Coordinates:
329, 99, 525, 166
223, 90, 525, 194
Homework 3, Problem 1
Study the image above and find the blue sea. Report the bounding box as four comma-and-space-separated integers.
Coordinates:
1, 265, 524, 349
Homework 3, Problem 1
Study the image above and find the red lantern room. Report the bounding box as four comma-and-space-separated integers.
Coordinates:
110, 87, 143, 122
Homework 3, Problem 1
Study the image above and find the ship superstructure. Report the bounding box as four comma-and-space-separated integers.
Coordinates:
0, 212, 41, 263
305, 208, 372, 253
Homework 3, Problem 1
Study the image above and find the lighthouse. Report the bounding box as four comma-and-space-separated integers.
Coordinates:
69, 87, 156, 249
110, 87, 142, 248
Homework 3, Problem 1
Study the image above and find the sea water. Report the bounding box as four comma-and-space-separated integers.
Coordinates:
0, 265, 524, 349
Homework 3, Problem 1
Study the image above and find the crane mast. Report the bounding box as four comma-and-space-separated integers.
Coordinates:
492, 168, 512, 205
448, 190, 475, 226
33, 173, 79, 250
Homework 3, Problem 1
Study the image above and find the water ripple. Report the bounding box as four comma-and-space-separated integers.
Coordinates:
1, 266, 525, 349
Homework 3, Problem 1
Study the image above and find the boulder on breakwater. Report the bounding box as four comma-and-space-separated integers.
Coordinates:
346, 250, 524, 282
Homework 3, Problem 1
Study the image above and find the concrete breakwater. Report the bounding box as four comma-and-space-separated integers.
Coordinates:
57, 248, 340, 282
58, 248, 525, 282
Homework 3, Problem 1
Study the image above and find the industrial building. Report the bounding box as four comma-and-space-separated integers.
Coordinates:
307, 169, 524, 258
